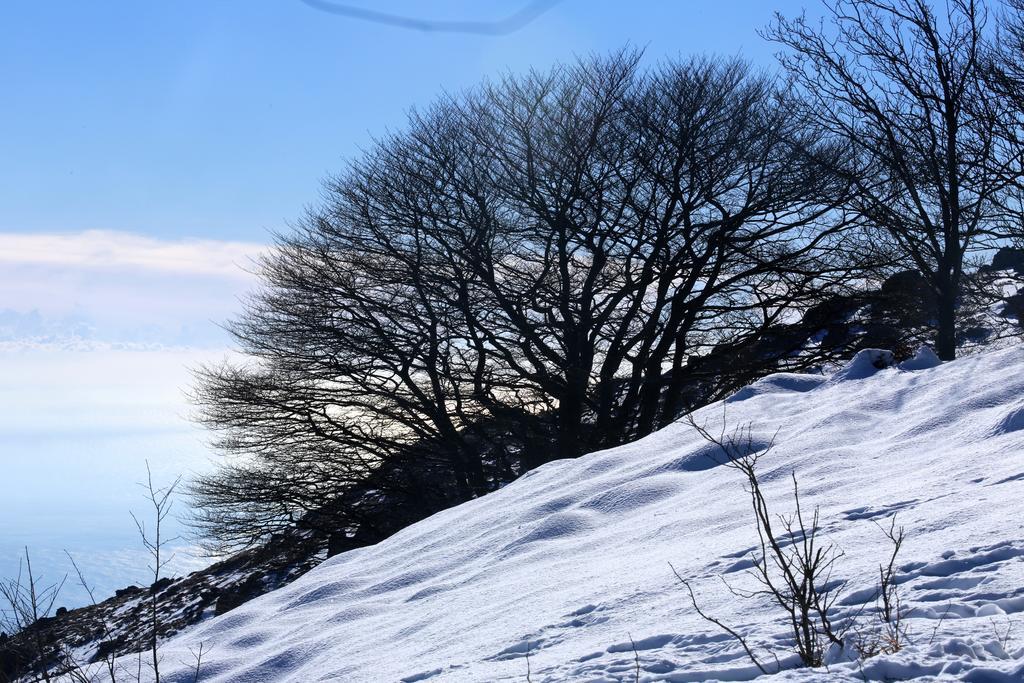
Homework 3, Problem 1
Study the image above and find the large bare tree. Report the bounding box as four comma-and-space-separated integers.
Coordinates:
768, 0, 1013, 359
191, 53, 865, 550
988, 0, 1024, 244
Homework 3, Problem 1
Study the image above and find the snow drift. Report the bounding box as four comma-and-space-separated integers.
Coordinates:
121, 346, 1024, 681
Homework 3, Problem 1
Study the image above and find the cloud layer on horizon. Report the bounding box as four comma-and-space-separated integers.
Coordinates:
0, 229, 265, 277
0, 230, 266, 348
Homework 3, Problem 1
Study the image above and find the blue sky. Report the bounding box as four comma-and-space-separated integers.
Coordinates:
2, 0, 805, 243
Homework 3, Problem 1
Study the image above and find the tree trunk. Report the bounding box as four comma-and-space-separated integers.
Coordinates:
935, 283, 957, 361
634, 369, 665, 439
658, 341, 693, 430
556, 381, 586, 461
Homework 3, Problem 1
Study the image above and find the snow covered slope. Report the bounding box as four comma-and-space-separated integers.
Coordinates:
136, 347, 1024, 682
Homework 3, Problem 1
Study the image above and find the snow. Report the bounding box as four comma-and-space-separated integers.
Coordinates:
898, 346, 942, 372
106, 345, 1024, 681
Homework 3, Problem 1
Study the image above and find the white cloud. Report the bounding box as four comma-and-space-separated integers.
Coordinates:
0, 230, 268, 348
0, 229, 266, 278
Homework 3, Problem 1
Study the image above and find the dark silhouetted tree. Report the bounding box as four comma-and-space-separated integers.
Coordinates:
768, 0, 1014, 360
191, 52, 867, 551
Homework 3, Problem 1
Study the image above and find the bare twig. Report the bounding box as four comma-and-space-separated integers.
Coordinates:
991, 616, 1015, 650
684, 414, 845, 667
188, 641, 208, 683
131, 460, 182, 683
628, 632, 641, 683
670, 563, 772, 675
929, 602, 953, 646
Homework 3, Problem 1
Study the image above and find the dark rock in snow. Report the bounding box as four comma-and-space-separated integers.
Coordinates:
881, 269, 929, 296
1004, 293, 1024, 327
877, 270, 937, 319
93, 636, 129, 663
215, 573, 267, 616
860, 322, 905, 354
991, 247, 1024, 274
960, 325, 992, 342
0, 629, 33, 681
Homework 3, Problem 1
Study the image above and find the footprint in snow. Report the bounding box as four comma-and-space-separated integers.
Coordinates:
399, 667, 444, 682
840, 498, 917, 521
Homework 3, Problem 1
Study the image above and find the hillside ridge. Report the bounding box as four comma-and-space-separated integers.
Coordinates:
100, 344, 1024, 682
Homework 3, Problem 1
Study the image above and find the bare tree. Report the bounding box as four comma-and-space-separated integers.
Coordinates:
988, 0, 1024, 245
191, 52, 868, 551
768, 0, 1015, 360
131, 462, 181, 683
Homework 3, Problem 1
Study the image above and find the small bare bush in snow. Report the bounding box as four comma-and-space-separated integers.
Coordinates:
675, 414, 908, 673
